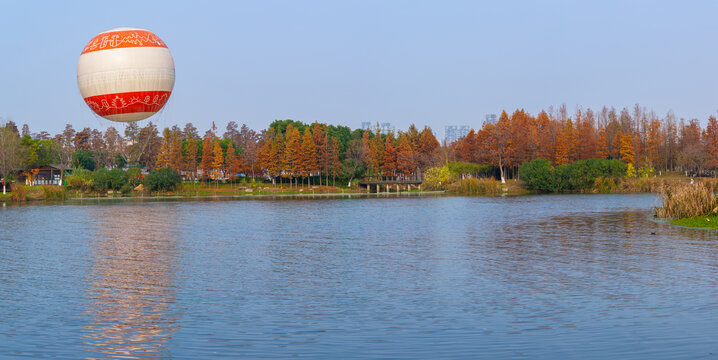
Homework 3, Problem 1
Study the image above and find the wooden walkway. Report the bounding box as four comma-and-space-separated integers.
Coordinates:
358, 175, 423, 192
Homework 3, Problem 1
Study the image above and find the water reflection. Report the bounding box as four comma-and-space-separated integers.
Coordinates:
83, 204, 180, 359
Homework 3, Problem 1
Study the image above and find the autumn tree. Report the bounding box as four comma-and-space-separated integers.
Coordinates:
396, 134, 416, 176
156, 128, 172, 169
594, 122, 607, 159
382, 134, 397, 175
200, 135, 213, 181
416, 126, 440, 170
298, 127, 317, 185
211, 140, 225, 179
367, 127, 384, 175
284, 125, 302, 186
576, 109, 597, 160
705, 116, 718, 171
310, 122, 328, 184
535, 110, 554, 161
619, 132, 635, 165
645, 118, 662, 168
259, 128, 285, 184
454, 129, 479, 163
328, 137, 341, 185
677, 119, 704, 174
483, 111, 513, 183
184, 137, 198, 181
225, 141, 244, 181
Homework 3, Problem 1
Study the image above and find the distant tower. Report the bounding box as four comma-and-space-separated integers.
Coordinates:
458, 125, 470, 139
380, 122, 394, 134
445, 125, 458, 144
361, 122, 372, 131
485, 114, 497, 124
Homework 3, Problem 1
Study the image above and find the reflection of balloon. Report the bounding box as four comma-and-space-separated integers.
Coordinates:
77, 27, 175, 122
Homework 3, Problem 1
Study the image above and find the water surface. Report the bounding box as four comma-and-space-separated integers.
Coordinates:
2, 194, 718, 359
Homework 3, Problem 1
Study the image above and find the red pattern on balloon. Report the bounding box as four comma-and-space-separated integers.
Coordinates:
82, 30, 167, 54
84, 91, 171, 117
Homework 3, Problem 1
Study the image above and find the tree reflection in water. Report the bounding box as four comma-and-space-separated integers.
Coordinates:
83, 204, 180, 359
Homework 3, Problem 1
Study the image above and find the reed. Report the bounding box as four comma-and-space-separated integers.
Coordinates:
448, 178, 501, 195
40, 185, 66, 200
9, 183, 26, 202
655, 182, 718, 219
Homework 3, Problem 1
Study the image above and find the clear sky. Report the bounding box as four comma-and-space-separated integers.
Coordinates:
1, 0, 717, 137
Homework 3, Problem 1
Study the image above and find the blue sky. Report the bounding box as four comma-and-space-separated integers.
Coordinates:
1, 1, 717, 136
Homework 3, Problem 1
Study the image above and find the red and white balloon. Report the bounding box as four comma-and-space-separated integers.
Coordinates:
77, 27, 175, 122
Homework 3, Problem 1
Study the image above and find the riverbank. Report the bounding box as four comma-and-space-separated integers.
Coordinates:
0, 183, 449, 204
1, 174, 709, 204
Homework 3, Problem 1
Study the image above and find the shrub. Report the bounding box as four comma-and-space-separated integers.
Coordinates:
120, 183, 132, 195
521, 158, 627, 192
423, 165, 455, 190
66, 167, 93, 192
93, 168, 128, 191
144, 167, 181, 191
126, 168, 143, 187
519, 158, 554, 191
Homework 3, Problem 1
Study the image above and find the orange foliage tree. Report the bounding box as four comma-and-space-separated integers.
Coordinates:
200, 135, 213, 181
705, 116, 718, 171
382, 134, 397, 175
396, 135, 416, 176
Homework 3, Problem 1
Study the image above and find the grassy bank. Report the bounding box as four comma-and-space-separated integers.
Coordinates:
670, 216, 718, 229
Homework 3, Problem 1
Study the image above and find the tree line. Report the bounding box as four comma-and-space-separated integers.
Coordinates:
2, 103, 718, 187
451, 104, 717, 182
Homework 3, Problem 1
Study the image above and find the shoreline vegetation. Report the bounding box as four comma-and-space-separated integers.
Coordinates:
0, 170, 708, 204
4, 104, 718, 207
655, 181, 718, 230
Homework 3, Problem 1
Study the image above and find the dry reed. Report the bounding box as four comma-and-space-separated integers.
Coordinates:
655, 181, 718, 219
448, 178, 501, 195
9, 183, 26, 201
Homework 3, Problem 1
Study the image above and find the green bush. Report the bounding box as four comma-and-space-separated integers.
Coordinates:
144, 167, 181, 191
120, 183, 132, 195
93, 168, 129, 191
521, 158, 627, 192
519, 158, 555, 191
66, 167, 93, 192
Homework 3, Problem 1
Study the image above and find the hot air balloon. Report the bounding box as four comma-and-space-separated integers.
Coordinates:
77, 27, 175, 122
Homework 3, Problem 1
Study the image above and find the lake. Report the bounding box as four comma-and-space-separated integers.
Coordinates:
2, 194, 718, 359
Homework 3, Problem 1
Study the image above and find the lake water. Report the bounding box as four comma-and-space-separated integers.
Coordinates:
2, 194, 718, 359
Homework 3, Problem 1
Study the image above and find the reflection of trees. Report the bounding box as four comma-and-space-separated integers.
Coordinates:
84, 205, 180, 358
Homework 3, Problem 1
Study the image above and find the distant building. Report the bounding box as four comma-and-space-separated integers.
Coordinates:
15, 164, 72, 186
380, 122, 394, 134
361, 122, 395, 134
445, 125, 470, 144
485, 113, 497, 124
